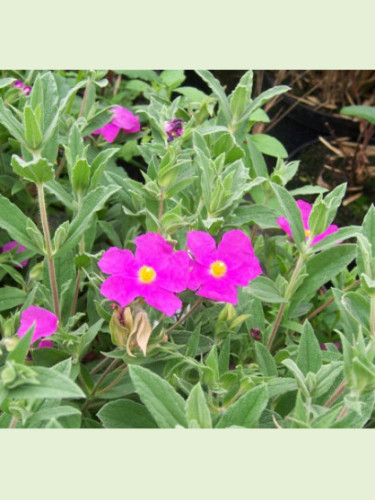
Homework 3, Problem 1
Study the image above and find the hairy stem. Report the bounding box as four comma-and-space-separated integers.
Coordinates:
306, 279, 360, 321
37, 183, 60, 319
324, 379, 347, 408
370, 296, 375, 337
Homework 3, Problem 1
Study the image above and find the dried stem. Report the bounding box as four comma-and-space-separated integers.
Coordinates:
81, 358, 121, 413
306, 279, 360, 321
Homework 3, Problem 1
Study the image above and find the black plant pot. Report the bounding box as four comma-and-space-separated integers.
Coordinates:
262, 71, 361, 156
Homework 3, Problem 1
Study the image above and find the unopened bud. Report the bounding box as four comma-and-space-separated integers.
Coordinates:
250, 328, 262, 341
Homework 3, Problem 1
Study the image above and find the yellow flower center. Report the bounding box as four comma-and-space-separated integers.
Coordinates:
139, 265, 156, 284
304, 229, 311, 238
210, 260, 227, 278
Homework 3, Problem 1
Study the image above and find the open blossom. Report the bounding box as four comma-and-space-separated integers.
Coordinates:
17, 306, 58, 345
92, 105, 141, 143
164, 118, 183, 141
276, 199, 339, 245
98, 233, 190, 316
2, 241, 29, 267
187, 230, 262, 305
13, 79, 31, 95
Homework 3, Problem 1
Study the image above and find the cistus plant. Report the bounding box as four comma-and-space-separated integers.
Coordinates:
0, 69, 374, 429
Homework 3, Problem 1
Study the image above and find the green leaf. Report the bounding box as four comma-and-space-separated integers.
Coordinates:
0, 98, 25, 145
27, 405, 81, 428
7, 366, 85, 399
160, 70, 185, 89
44, 180, 74, 210
97, 399, 157, 428
237, 85, 290, 127
291, 244, 357, 307
0, 78, 15, 89
296, 321, 322, 376
247, 276, 287, 303
11, 155, 54, 184
216, 384, 268, 428
7, 327, 34, 363
90, 147, 119, 187
218, 337, 231, 375
0, 194, 41, 253
0, 287, 27, 312
196, 70, 232, 124
340, 105, 375, 125
185, 383, 212, 428
72, 158, 91, 193
23, 105, 43, 150
311, 226, 361, 253
272, 183, 305, 252
175, 86, 208, 103
362, 205, 375, 257
245, 138, 269, 178
129, 365, 187, 428
255, 342, 278, 376
58, 185, 120, 254
249, 134, 288, 158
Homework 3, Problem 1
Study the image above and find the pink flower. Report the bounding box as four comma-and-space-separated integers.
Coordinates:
17, 306, 58, 345
98, 233, 190, 316
2, 241, 29, 267
276, 200, 339, 245
187, 229, 262, 305
164, 118, 184, 141
320, 342, 341, 351
13, 79, 32, 95
92, 105, 141, 143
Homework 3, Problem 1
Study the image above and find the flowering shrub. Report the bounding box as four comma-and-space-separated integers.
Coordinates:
0, 69, 374, 429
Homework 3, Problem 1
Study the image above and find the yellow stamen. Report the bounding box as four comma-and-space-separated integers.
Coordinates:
139, 265, 156, 284
305, 229, 311, 238
210, 260, 227, 278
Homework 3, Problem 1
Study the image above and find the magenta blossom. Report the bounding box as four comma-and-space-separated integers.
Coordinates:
13, 79, 32, 95
320, 342, 341, 351
17, 306, 58, 345
2, 241, 29, 267
98, 233, 190, 316
187, 230, 262, 305
276, 200, 339, 246
164, 118, 183, 141
92, 106, 141, 143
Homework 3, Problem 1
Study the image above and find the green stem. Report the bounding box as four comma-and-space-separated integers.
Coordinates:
78, 79, 92, 118
267, 254, 305, 351
71, 193, 85, 316
37, 183, 60, 319
81, 358, 121, 413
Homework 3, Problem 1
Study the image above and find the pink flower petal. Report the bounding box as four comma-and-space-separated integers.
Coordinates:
112, 106, 141, 133
99, 123, 121, 143
312, 224, 339, 245
98, 247, 136, 275
134, 233, 173, 266
38, 339, 53, 348
296, 200, 312, 229
156, 250, 190, 293
100, 275, 140, 307
17, 306, 58, 344
2, 240, 29, 267
276, 216, 293, 237
187, 231, 217, 266
197, 280, 238, 305
142, 286, 183, 316
217, 229, 255, 268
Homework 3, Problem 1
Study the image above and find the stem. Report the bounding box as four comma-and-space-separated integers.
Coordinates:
54, 154, 66, 180
81, 358, 121, 413
90, 356, 113, 376
9, 416, 17, 429
37, 183, 60, 319
164, 298, 204, 336
324, 379, 347, 408
158, 188, 165, 223
337, 405, 349, 421
71, 193, 85, 316
267, 254, 305, 350
306, 279, 360, 321
96, 365, 128, 395
78, 79, 92, 118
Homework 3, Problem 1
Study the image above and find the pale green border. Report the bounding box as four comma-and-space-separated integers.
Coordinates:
1, 0, 375, 497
